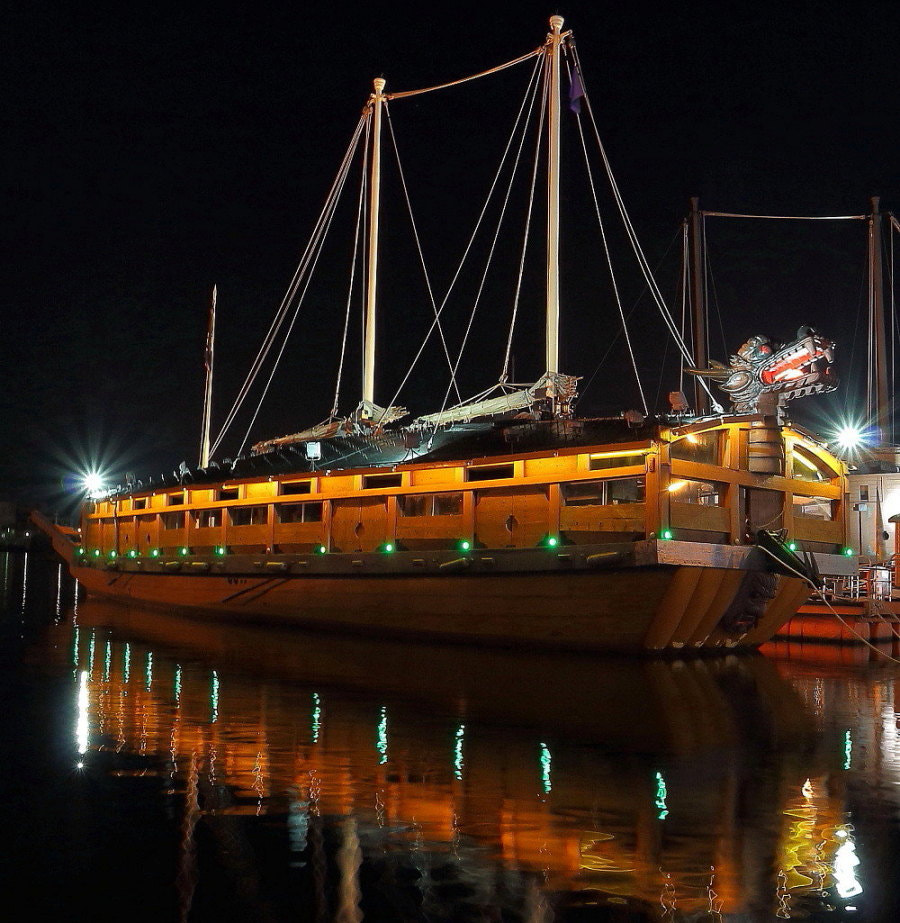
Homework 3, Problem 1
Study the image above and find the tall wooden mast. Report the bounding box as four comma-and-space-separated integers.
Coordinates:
689, 197, 708, 414
363, 77, 386, 406
199, 284, 216, 468
546, 15, 564, 376
869, 195, 890, 442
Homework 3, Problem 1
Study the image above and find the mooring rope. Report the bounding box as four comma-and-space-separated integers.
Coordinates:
757, 545, 900, 665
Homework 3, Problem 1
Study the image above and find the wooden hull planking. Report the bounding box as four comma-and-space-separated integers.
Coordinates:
65, 550, 827, 654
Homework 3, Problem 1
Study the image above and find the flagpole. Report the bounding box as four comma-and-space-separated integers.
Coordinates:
199, 285, 216, 468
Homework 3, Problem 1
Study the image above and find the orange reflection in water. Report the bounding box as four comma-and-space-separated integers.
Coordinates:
62, 599, 873, 920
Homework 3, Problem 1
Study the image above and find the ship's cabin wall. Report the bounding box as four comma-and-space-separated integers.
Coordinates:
846, 469, 900, 563
80, 418, 847, 557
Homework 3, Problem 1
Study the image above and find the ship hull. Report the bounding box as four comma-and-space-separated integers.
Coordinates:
40, 513, 850, 652
34, 413, 856, 653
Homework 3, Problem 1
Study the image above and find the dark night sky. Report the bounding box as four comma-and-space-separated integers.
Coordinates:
4, 0, 899, 511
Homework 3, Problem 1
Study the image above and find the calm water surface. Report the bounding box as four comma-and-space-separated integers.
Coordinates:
3, 550, 900, 922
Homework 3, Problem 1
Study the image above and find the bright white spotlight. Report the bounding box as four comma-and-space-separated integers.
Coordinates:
82, 472, 106, 499
834, 425, 865, 452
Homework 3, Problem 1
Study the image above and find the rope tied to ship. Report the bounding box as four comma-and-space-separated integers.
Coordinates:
756, 544, 900, 666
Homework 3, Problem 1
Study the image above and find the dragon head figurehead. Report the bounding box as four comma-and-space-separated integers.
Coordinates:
688, 326, 837, 414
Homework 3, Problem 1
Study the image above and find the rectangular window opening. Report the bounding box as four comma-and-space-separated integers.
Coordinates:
792, 446, 838, 482
193, 509, 222, 529
277, 502, 323, 524
588, 452, 647, 471
563, 477, 645, 506
230, 505, 268, 526
400, 492, 463, 516
669, 478, 724, 506
362, 473, 403, 489
669, 431, 722, 466
280, 480, 312, 495
467, 463, 515, 482
792, 495, 835, 520
162, 512, 184, 530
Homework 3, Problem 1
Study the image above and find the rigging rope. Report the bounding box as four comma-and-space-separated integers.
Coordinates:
571, 44, 721, 411
868, 216, 876, 422
843, 249, 870, 418
756, 545, 900, 666
215, 118, 365, 452
384, 104, 461, 404
569, 58, 648, 415
891, 219, 896, 440
431, 51, 546, 424
580, 225, 682, 401
702, 213, 713, 364
702, 211, 867, 221
211, 113, 368, 457
236, 118, 362, 455
702, 234, 729, 358
332, 115, 370, 419
376, 52, 545, 424
679, 221, 689, 397
501, 54, 547, 383
385, 47, 545, 100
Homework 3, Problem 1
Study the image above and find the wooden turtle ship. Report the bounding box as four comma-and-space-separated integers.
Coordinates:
36, 17, 856, 652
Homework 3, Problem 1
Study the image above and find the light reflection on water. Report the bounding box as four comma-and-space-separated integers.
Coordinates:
4, 550, 900, 921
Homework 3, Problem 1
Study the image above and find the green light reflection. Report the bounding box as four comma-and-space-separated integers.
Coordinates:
454, 724, 465, 781
655, 770, 669, 820
211, 670, 220, 723
377, 706, 388, 764
540, 742, 552, 794
312, 693, 321, 743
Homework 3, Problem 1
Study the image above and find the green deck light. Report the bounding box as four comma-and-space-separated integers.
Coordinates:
844, 546, 854, 556
215, 546, 227, 556
788, 541, 798, 552
382, 542, 395, 554
92, 548, 101, 558
76, 547, 85, 556
127, 549, 139, 558
314, 544, 327, 555
179, 547, 189, 556
661, 529, 674, 540
539, 535, 560, 549
150, 549, 160, 558
108, 550, 117, 558
457, 539, 472, 552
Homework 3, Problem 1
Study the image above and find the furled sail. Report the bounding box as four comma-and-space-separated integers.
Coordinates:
416, 373, 579, 426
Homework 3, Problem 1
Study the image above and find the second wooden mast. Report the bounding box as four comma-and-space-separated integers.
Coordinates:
546, 14, 564, 379
363, 77, 386, 408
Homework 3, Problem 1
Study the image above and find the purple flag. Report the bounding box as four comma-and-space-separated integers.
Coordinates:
569, 69, 584, 114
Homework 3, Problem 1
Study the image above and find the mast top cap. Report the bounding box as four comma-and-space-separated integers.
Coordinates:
549, 14, 564, 31
373, 77, 386, 93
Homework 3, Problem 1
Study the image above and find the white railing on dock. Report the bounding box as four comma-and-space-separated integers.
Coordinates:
825, 563, 895, 600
